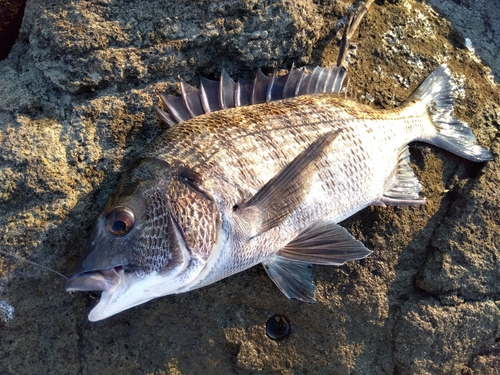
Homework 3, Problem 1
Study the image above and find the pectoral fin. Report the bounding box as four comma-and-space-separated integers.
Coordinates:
235, 130, 340, 235
278, 220, 372, 265
263, 220, 372, 302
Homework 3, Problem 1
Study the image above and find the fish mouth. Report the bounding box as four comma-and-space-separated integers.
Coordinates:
65, 266, 132, 322
65, 267, 123, 294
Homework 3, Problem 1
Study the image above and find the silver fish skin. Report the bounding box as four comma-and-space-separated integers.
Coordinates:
65, 64, 493, 321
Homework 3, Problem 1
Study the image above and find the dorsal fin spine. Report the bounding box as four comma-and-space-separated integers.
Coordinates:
180, 79, 203, 118
266, 73, 277, 102
155, 106, 176, 127
219, 68, 236, 109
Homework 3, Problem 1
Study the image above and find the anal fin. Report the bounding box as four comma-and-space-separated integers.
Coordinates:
380, 145, 426, 206
263, 220, 372, 302
262, 258, 315, 303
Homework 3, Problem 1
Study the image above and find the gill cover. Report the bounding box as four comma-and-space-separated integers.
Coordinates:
65, 157, 220, 321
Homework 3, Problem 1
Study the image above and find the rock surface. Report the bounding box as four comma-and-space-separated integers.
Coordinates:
426, 0, 500, 82
0, 0, 499, 374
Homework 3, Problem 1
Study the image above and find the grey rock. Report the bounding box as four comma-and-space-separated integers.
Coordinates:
426, 0, 500, 82
21, 0, 329, 93
0, 0, 499, 374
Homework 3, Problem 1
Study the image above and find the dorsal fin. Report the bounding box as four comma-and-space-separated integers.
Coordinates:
156, 65, 347, 126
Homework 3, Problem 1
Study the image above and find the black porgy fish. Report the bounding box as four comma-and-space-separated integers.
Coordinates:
65, 65, 493, 321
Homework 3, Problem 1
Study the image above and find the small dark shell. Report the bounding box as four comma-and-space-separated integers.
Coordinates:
266, 314, 291, 341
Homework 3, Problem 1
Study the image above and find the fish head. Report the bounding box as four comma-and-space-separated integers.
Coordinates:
65, 157, 219, 321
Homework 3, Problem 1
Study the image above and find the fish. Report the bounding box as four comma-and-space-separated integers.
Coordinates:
65, 64, 493, 321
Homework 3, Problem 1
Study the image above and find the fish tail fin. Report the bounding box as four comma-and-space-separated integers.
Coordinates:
406, 64, 493, 162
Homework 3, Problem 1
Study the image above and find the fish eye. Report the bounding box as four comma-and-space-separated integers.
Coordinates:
106, 207, 135, 236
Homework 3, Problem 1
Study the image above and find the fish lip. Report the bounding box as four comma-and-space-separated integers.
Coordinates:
65, 267, 123, 293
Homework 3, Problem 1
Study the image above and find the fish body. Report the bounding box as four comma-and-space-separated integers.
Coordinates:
66, 65, 492, 321
148, 95, 420, 282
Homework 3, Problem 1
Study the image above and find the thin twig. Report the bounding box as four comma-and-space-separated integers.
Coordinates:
336, 0, 375, 68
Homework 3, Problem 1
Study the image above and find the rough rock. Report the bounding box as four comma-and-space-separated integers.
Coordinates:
426, 0, 500, 82
0, 0, 499, 374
